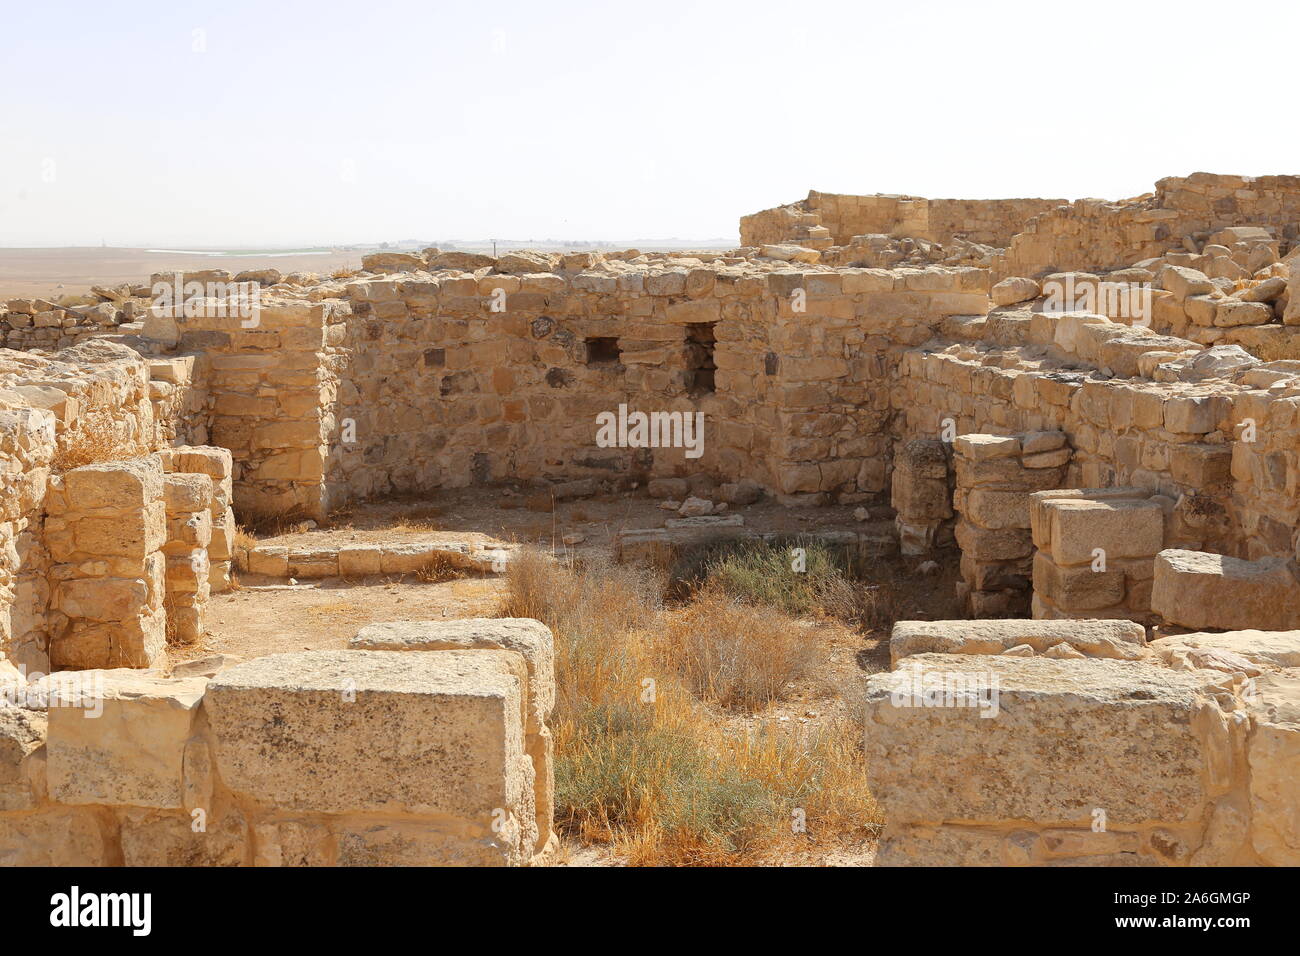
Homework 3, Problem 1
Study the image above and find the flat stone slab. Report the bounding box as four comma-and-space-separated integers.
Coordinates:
890, 618, 1148, 667
349, 619, 554, 732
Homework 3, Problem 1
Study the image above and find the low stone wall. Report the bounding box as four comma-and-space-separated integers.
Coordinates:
0, 618, 556, 866
240, 536, 516, 579
865, 620, 1300, 866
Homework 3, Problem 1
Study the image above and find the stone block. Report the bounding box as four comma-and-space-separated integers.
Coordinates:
1152, 549, 1300, 631
1046, 498, 1164, 565
205, 650, 535, 863
47, 672, 207, 808
865, 655, 1237, 827
889, 618, 1146, 666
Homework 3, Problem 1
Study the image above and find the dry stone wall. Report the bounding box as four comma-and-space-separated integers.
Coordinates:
741, 191, 1063, 248
1002, 174, 1300, 279
952, 432, 1070, 617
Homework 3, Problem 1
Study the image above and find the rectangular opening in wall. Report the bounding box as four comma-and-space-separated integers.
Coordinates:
585, 336, 622, 367
685, 322, 716, 396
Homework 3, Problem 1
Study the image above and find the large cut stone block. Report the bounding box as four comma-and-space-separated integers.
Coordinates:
1045, 498, 1164, 565
865, 655, 1236, 826
349, 619, 554, 732
205, 650, 534, 834
1152, 549, 1300, 632
47, 672, 207, 808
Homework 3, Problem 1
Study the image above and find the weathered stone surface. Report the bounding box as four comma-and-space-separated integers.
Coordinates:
890, 619, 1147, 666
1153, 630, 1300, 674
1245, 672, 1300, 865
865, 655, 1234, 826
205, 650, 535, 863
0, 705, 46, 811
1153, 549, 1300, 631
46, 672, 207, 809
0, 808, 107, 866
349, 619, 554, 731
119, 807, 246, 866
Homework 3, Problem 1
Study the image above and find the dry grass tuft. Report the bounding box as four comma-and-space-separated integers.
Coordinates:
415, 553, 466, 583
51, 421, 135, 471
654, 586, 823, 710
499, 547, 878, 866
674, 537, 897, 632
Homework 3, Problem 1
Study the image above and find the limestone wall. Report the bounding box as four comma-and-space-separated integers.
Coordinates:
741, 191, 1064, 249
1001, 173, 1300, 278
893, 311, 1300, 561
330, 264, 988, 505
0, 619, 556, 866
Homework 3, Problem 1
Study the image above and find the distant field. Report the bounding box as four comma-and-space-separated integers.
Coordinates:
0, 247, 367, 300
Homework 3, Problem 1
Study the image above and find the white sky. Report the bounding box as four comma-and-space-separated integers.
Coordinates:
2, 0, 1296, 247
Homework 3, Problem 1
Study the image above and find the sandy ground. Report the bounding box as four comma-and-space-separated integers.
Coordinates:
0, 247, 366, 300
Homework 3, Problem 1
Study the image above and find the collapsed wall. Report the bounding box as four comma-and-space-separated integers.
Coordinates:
741, 191, 1064, 249
1001, 173, 1300, 278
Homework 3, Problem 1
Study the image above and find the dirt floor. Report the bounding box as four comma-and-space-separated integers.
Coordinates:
248, 486, 895, 552
0, 247, 366, 300
176, 486, 964, 866
187, 486, 963, 681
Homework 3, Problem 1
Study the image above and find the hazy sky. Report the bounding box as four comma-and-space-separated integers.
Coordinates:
2, 0, 1296, 247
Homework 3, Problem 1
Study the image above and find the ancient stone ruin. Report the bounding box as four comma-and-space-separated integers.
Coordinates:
2, 171, 1299, 866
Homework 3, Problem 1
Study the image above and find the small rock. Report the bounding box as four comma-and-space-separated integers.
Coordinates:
1042, 642, 1087, 660
1002, 644, 1036, 657
561, 532, 585, 546
991, 276, 1041, 306
678, 496, 714, 517
916, 560, 939, 575
853, 507, 869, 521
719, 478, 762, 506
